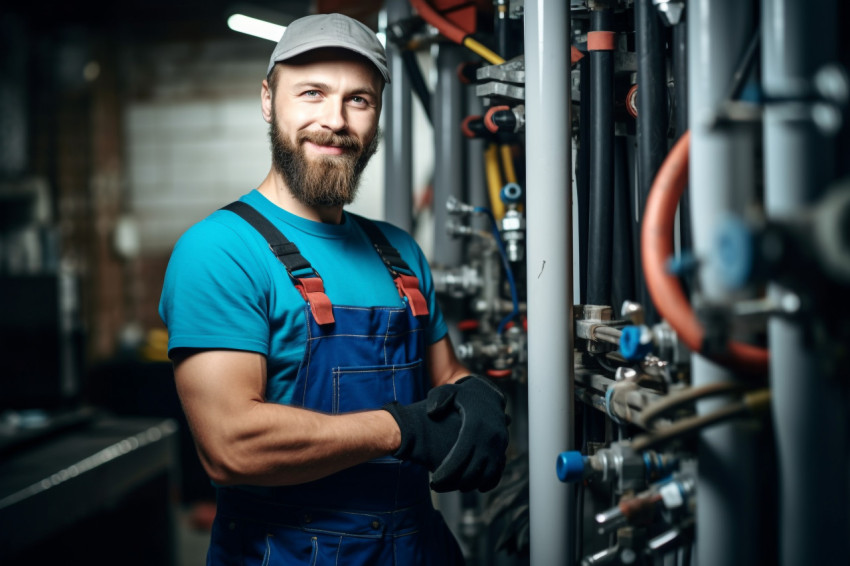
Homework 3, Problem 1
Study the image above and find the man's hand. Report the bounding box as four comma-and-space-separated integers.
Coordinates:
426, 375, 510, 493
383, 399, 462, 471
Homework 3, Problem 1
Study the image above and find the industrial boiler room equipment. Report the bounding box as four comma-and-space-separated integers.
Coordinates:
382, 0, 850, 565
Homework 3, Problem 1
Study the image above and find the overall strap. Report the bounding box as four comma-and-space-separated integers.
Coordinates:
221, 201, 335, 325
349, 214, 429, 317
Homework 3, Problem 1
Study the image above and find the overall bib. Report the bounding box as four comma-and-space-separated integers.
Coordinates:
207, 202, 465, 565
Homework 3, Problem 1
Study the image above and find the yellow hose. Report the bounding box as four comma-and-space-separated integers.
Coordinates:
500, 144, 518, 184
485, 143, 506, 219
463, 36, 508, 219
463, 37, 506, 66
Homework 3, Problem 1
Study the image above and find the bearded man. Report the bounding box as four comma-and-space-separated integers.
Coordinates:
159, 13, 509, 565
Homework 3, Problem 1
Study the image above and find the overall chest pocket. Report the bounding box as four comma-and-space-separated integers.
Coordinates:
331, 359, 425, 414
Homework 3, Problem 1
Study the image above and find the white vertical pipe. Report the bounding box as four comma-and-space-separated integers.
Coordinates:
688, 1, 761, 565
762, 1, 847, 564
524, 2, 575, 565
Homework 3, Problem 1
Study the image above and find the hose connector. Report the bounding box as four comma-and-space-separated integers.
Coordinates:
484, 104, 526, 133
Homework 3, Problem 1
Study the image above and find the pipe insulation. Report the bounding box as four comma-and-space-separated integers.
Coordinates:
762, 0, 848, 564
524, 1, 576, 564
687, 1, 763, 564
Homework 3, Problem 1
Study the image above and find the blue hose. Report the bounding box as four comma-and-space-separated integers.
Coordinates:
474, 206, 520, 334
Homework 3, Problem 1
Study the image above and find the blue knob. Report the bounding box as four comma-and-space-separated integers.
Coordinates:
556, 451, 587, 483
500, 182, 523, 204
620, 325, 653, 361
666, 251, 698, 276
714, 214, 755, 290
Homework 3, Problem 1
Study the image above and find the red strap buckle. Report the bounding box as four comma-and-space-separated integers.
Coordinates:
394, 274, 429, 317
294, 277, 335, 325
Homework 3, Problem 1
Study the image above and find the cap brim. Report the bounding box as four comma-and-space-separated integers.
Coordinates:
268, 41, 390, 84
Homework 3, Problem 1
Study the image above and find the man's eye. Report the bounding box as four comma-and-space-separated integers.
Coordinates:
303, 90, 320, 97
350, 96, 369, 106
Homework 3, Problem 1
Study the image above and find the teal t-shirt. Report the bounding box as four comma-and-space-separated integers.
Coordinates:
158, 189, 447, 404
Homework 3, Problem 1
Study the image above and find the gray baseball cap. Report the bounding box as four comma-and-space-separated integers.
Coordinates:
266, 13, 390, 83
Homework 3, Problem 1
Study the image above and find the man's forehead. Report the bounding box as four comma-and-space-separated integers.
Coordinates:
274, 48, 384, 88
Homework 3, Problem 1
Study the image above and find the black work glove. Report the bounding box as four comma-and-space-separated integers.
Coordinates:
383, 399, 461, 472
427, 374, 510, 493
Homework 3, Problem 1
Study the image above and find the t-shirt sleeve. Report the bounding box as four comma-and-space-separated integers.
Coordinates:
159, 216, 271, 357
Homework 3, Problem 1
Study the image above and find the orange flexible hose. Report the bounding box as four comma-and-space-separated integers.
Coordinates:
409, 0, 467, 44
410, 0, 505, 65
641, 131, 769, 375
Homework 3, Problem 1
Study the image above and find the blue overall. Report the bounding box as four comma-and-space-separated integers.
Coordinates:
206, 204, 465, 565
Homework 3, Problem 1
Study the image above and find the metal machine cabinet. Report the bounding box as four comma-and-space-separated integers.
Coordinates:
0, 416, 180, 565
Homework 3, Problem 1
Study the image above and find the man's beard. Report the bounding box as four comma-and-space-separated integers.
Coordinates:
269, 110, 380, 208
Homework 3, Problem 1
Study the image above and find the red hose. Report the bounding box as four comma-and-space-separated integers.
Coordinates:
641, 131, 769, 375
410, 0, 467, 44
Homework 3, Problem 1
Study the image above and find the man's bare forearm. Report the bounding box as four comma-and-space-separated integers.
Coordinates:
192, 401, 402, 487
174, 349, 402, 487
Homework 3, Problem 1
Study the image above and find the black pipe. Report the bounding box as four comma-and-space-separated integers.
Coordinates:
672, 21, 688, 139
626, 135, 642, 310
612, 135, 636, 312
576, 56, 591, 305
840, 0, 850, 179
587, 7, 615, 307
635, 0, 668, 324
672, 18, 693, 285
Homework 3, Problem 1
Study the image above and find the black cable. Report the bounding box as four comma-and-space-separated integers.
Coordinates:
639, 381, 755, 428
632, 388, 770, 451
725, 28, 761, 102
632, 401, 749, 452
400, 49, 433, 124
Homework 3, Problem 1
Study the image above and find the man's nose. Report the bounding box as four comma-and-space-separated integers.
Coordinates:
319, 99, 347, 132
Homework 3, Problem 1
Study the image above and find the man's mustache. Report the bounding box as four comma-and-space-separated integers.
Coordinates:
297, 131, 362, 152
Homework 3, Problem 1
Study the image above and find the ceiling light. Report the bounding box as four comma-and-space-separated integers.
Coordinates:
227, 14, 284, 42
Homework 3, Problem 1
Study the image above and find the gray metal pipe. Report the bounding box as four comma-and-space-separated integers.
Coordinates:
688, 1, 761, 564
762, 1, 847, 564
524, 1, 575, 564
431, 42, 466, 268
465, 87, 488, 234
381, 0, 413, 231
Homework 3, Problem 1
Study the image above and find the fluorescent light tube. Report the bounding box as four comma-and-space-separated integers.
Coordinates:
227, 14, 285, 42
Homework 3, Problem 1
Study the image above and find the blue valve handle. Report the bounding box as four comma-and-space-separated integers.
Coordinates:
556, 451, 587, 483
714, 214, 755, 290
620, 325, 653, 361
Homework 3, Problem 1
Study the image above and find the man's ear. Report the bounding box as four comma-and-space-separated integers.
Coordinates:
261, 79, 273, 124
